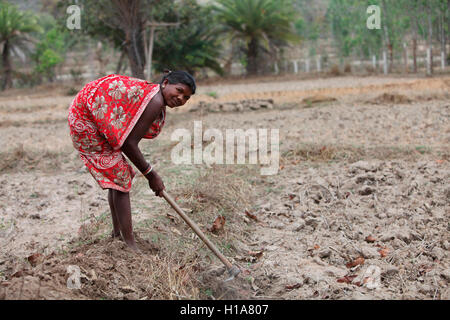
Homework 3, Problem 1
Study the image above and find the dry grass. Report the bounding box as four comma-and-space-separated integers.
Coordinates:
0, 145, 70, 173
281, 143, 449, 164
0, 163, 260, 300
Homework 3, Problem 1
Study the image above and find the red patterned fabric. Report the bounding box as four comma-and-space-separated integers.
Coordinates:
68, 74, 165, 192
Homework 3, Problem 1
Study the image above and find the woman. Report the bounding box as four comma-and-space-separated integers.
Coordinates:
68, 70, 196, 251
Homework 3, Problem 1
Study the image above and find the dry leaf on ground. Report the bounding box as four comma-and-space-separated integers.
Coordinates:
346, 257, 365, 268
244, 210, 259, 221
209, 215, 226, 233
337, 275, 358, 284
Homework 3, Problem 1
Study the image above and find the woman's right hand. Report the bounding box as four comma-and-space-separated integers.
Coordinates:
146, 170, 165, 197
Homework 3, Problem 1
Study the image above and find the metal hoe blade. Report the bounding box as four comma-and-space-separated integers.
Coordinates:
224, 265, 241, 282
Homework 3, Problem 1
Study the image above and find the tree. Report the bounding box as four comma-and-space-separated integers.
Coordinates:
32, 14, 70, 82
152, 0, 223, 77
213, 0, 299, 75
294, 0, 328, 60
81, 0, 153, 79
0, 2, 41, 90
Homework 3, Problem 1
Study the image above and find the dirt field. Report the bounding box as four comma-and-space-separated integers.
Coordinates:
0, 75, 449, 300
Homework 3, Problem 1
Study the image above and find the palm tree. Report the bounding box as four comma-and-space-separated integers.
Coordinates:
213, 0, 298, 75
0, 3, 41, 90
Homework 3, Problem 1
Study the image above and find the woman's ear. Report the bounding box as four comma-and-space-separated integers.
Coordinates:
162, 79, 169, 89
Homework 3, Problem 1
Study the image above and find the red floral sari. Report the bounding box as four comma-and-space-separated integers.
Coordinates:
68, 74, 165, 192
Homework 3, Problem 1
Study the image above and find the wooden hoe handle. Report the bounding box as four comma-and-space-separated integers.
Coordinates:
161, 190, 234, 270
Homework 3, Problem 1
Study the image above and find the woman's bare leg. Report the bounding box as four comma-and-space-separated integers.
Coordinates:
108, 189, 121, 238
111, 189, 138, 251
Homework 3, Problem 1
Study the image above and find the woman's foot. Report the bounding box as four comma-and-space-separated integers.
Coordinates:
124, 239, 140, 252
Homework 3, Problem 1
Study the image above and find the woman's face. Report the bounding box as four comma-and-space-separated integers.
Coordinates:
161, 79, 193, 108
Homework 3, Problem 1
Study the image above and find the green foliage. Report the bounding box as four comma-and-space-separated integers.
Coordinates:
153, 0, 224, 76
326, 0, 448, 64
293, 0, 324, 43
0, 2, 41, 40
34, 48, 63, 79
0, 2, 41, 89
213, 0, 299, 75
32, 15, 69, 82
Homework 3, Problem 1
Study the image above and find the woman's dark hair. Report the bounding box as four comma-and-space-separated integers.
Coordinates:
160, 69, 196, 94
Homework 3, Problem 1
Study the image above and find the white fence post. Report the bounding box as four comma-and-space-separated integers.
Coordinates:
293, 60, 298, 74
274, 61, 279, 74
441, 51, 446, 70
305, 59, 310, 73
316, 55, 322, 72
403, 42, 408, 73
426, 48, 432, 75
383, 50, 388, 75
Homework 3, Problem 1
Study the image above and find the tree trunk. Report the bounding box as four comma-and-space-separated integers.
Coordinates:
412, 38, 418, 73
381, 0, 393, 73
403, 43, 408, 74
427, 4, 433, 76
448, 0, 450, 47
112, 0, 146, 79
116, 50, 126, 74
440, 11, 447, 69
125, 26, 146, 79
146, 26, 155, 81
224, 40, 235, 76
1, 40, 12, 90
246, 37, 258, 76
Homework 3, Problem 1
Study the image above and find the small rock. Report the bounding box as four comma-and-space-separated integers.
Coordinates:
441, 287, 450, 299
382, 266, 399, 277
29, 214, 41, 220
269, 221, 285, 229
358, 186, 376, 196
395, 230, 411, 244
440, 269, 450, 281
292, 220, 305, 232
430, 247, 446, 261
264, 245, 279, 252
379, 231, 396, 242
355, 173, 376, 184
221, 103, 237, 112
350, 161, 378, 173
124, 293, 139, 300
444, 187, 450, 201
375, 212, 387, 219
418, 284, 434, 295
304, 217, 321, 229
318, 249, 332, 259
235, 103, 244, 112
208, 104, 220, 112
260, 202, 271, 211
120, 286, 137, 294
361, 246, 380, 259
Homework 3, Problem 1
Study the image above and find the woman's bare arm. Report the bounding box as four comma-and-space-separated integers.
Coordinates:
121, 92, 165, 174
